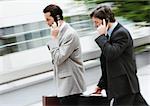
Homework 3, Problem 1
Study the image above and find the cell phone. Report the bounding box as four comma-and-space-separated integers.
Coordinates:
56, 15, 61, 21
52, 15, 61, 27
56, 15, 61, 26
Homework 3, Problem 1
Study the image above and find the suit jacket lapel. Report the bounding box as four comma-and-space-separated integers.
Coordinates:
110, 23, 122, 39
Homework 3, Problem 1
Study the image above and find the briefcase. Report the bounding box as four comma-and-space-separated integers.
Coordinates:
42, 96, 60, 106
42, 95, 110, 106
79, 95, 110, 106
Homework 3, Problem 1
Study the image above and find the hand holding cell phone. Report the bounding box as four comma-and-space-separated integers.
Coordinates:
51, 15, 62, 39
51, 21, 60, 39
97, 19, 109, 35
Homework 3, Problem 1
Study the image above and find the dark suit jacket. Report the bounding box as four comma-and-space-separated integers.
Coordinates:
95, 23, 140, 99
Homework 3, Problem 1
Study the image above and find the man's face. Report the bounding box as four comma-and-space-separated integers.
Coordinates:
44, 12, 55, 27
91, 17, 102, 28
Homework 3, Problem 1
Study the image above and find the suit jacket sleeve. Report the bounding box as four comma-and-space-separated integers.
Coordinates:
47, 33, 77, 66
95, 30, 129, 61
97, 75, 106, 89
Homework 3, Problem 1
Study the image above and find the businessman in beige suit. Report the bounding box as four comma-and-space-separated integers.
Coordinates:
43, 4, 86, 106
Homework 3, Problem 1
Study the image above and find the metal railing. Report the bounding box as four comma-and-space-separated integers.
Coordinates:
0, 20, 93, 56
0, 19, 150, 84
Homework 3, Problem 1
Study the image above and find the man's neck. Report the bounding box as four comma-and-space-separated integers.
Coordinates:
108, 22, 113, 29
59, 20, 64, 26
108, 21, 117, 30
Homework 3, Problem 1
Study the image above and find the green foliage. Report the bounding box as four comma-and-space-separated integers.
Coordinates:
75, 0, 150, 22
114, 0, 150, 22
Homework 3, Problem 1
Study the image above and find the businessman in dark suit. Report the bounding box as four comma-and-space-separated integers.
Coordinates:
90, 5, 148, 106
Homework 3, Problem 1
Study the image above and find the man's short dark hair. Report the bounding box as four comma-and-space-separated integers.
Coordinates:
90, 5, 115, 22
43, 4, 63, 22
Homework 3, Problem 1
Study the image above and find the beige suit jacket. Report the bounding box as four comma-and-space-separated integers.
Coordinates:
47, 23, 86, 97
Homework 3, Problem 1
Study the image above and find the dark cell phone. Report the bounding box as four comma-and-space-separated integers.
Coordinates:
55, 15, 61, 26
56, 15, 61, 21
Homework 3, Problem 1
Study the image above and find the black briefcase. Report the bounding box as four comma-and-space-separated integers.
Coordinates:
42, 96, 60, 106
79, 95, 110, 106
42, 95, 110, 106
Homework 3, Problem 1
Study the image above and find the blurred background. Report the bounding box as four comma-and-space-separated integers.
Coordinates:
0, 0, 150, 106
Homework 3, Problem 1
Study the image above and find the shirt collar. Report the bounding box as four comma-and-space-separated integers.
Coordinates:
59, 21, 66, 32
57, 21, 66, 38
107, 21, 118, 37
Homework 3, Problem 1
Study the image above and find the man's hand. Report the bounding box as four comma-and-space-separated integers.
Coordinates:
51, 22, 60, 39
92, 86, 103, 94
97, 19, 109, 35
